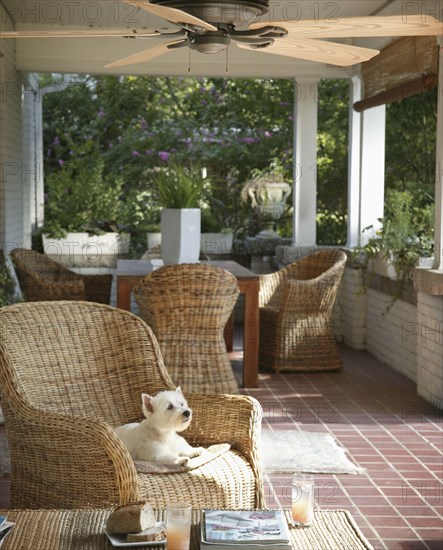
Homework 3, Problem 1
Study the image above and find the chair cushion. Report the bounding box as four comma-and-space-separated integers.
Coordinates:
137, 450, 256, 509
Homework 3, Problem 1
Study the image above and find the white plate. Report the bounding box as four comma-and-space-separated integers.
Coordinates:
104, 522, 166, 547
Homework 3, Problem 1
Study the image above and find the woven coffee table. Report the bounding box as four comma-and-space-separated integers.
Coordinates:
0, 508, 373, 549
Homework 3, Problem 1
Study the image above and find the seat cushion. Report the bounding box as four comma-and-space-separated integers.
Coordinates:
137, 450, 256, 509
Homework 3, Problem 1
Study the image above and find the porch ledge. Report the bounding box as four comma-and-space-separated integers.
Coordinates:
414, 267, 443, 295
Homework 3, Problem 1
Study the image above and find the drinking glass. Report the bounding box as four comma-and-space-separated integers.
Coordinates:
291, 473, 315, 527
165, 502, 192, 550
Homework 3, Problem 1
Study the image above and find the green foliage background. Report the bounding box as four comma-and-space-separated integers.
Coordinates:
41, 75, 436, 250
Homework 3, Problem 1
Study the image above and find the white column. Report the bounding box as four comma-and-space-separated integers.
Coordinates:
292, 77, 320, 247
347, 76, 362, 247
433, 38, 443, 270
359, 104, 386, 245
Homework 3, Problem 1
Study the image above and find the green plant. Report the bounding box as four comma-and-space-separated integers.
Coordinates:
153, 161, 208, 209
0, 252, 20, 307
42, 156, 127, 238
362, 190, 434, 277
357, 190, 434, 309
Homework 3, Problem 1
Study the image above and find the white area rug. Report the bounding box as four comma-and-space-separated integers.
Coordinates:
261, 430, 364, 474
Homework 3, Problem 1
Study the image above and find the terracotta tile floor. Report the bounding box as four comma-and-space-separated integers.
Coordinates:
233, 344, 443, 550
0, 344, 441, 549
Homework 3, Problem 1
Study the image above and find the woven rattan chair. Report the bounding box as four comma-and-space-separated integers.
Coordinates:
10, 248, 112, 304
134, 263, 240, 394
259, 249, 347, 372
0, 301, 263, 510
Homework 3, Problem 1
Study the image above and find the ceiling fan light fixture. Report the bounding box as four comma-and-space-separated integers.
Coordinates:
189, 32, 231, 53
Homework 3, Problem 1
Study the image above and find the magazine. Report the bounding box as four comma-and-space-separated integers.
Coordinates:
201, 510, 292, 549
0, 515, 14, 548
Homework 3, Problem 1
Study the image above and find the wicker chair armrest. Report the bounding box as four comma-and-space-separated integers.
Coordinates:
184, 394, 260, 448
8, 404, 139, 508
259, 271, 285, 307
184, 393, 264, 507
81, 274, 113, 304
279, 275, 340, 320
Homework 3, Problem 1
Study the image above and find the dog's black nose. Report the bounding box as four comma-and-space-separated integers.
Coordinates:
183, 410, 191, 418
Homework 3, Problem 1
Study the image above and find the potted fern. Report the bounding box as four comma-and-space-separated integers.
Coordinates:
154, 162, 208, 265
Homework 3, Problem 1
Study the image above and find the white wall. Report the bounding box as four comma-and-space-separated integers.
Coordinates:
416, 292, 443, 409
340, 267, 366, 350
365, 289, 417, 382
0, 3, 38, 253
340, 266, 443, 410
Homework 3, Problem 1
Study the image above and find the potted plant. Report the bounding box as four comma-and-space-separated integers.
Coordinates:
358, 190, 434, 307
200, 200, 234, 257
241, 162, 292, 238
154, 161, 208, 265
40, 156, 130, 265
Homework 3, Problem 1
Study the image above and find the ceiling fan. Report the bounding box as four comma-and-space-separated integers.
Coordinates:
0, 0, 441, 68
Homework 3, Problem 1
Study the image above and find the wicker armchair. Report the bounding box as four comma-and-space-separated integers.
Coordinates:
134, 264, 240, 394
259, 249, 347, 372
10, 248, 112, 304
0, 301, 263, 510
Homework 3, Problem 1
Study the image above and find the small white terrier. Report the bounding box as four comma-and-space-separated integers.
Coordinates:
115, 387, 204, 466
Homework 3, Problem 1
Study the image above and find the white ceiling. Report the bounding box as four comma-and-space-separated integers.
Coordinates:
0, 0, 439, 78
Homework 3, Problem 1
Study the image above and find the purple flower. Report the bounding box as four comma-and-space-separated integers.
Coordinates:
264, 131, 273, 138
158, 151, 170, 162
58, 159, 65, 167
53, 136, 60, 145
98, 109, 105, 118
47, 148, 52, 157
140, 118, 148, 129
108, 143, 113, 149
131, 150, 141, 158
145, 149, 154, 156
241, 137, 258, 145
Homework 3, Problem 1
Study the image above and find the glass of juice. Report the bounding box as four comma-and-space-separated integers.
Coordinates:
166, 502, 192, 550
291, 473, 315, 527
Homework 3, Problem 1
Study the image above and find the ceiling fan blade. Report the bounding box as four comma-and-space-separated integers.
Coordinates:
104, 39, 185, 68
0, 29, 162, 39
237, 38, 379, 67
122, 0, 217, 32
251, 15, 442, 39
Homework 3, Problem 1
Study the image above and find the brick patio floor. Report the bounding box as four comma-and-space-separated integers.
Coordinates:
233, 344, 443, 550
0, 344, 441, 549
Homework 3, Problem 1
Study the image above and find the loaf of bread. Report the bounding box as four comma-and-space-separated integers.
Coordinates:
126, 525, 166, 542
106, 501, 156, 534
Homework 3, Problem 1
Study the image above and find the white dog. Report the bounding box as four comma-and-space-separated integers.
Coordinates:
115, 387, 204, 466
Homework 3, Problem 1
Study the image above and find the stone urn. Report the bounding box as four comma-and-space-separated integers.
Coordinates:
247, 180, 292, 238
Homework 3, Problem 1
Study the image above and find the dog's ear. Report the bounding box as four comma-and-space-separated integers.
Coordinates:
141, 393, 154, 414
175, 386, 183, 394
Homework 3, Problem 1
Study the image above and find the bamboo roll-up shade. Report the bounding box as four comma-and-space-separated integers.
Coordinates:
354, 36, 439, 112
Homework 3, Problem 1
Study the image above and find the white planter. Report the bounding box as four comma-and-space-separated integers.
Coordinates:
146, 232, 162, 251
42, 232, 130, 266
371, 251, 397, 280
200, 232, 234, 255
416, 256, 435, 269
161, 208, 201, 265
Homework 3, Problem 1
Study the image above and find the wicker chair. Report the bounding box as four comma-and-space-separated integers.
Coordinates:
259, 249, 347, 372
134, 264, 240, 394
10, 248, 112, 304
0, 301, 263, 510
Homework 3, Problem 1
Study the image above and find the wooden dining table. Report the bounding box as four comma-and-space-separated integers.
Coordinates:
116, 259, 260, 388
